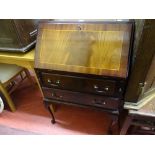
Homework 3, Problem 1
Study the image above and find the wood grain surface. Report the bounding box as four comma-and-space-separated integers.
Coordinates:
35, 23, 132, 78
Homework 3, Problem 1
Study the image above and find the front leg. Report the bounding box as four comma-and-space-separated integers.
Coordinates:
47, 105, 56, 124
44, 101, 56, 124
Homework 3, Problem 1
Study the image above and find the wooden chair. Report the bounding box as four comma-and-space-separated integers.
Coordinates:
0, 63, 33, 112
120, 91, 155, 135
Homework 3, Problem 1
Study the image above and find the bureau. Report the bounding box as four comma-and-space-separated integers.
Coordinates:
35, 20, 134, 134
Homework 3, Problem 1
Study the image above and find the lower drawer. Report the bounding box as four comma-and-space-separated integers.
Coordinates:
42, 87, 121, 110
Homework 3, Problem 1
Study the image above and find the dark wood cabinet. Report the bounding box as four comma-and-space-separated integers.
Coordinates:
35, 20, 134, 133
125, 20, 155, 104
0, 19, 39, 52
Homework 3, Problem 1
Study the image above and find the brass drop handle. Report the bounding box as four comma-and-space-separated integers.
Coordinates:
94, 85, 109, 93
56, 80, 60, 84
104, 87, 109, 91
51, 92, 63, 99
47, 79, 51, 83
93, 99, 106, 105
51, 92, 55, 97
47, 79, 60, 87
101, 101, 106, 105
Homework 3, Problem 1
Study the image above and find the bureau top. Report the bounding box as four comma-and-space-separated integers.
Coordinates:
35, 21, 133, 78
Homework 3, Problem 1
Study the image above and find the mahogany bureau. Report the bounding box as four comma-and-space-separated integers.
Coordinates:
34, 20, 134, 134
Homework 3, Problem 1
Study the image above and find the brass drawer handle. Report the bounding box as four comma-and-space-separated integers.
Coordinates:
102, 101, 106, 105
94, 85, 109, 93
50, 83, 59, 87
47, 79, 51, 83
51, 92, 63, 99
92, 99, 106, 105
95, 90, 105, 93
47, 79, 60, 87
105, 87, 109, 91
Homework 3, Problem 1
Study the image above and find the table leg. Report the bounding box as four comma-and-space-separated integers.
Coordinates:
31, 68, 44, 96
24, 69, 34, 85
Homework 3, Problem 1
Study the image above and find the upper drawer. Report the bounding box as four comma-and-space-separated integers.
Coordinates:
41, 72, 117, 96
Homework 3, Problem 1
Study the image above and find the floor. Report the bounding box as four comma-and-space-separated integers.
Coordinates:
0, 124, 39, 135
0, 78, 113, 135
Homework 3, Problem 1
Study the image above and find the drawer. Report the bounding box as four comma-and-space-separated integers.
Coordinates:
42, 87, 120, 110
41, 72, 118, 96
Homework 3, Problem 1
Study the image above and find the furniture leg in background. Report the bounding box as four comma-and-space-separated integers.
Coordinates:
120, 116, 133, 135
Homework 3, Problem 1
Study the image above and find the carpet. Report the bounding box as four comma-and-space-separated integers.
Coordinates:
0, 79, 111, 135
